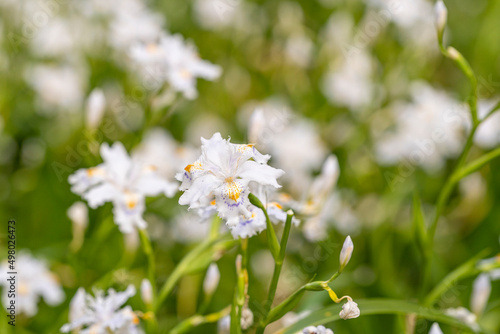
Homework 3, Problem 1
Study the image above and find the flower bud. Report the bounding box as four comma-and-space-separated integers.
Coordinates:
67, 202, 88, 252
471, 273, 491, 316
141, 279, 153, 306
248, 108, 266, 145
203, 263, 220, 296
339, 299, 360, 320
339, 235, 353, 272
67, 202, 88, 229
435, 0, 447, 39
85, 88, 106, 130
429, 323, 443, 334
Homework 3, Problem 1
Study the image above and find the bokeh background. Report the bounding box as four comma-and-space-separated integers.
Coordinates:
0, 0, 499, 333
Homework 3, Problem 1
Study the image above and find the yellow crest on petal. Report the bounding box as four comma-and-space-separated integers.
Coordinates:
224, 178, 242, 202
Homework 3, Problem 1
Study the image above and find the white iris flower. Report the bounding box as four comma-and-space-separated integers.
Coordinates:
69, 142, 177, 233
177, 132, 285, 234
61, 285, 142, 334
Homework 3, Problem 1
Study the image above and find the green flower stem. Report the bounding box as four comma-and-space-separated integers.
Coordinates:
453, 145, 500, 181
249, 193, 280, 260
326, 271, 340, 284
139, 229, 156, 292
256, 213, 297, 334
483, 100, 500, 122
231, 241, 248, 334
263, 279, 342, 327
422, 131, 500, 295
440, 46, 479, 125
421, 37, 481, 296
170, 306, 231, 334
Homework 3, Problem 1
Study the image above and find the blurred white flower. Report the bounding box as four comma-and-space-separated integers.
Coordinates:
193, 0, 240, 30
130, 34, 222, 99
177, 132, 284, 230
85, 88, 106, 130
133, 128, 198, 182
303, 155, 340, 213
110, 2, 164, 51
303, 325, 334, 334
339, 235, 354, 271
339, 299, 360, 319
27, 64, 86, 112
30, 18, 78, 57
141, 279, 153, 306
445, 307, 479, 331
470, 273, 491, 316
367, 0, 437, 51
285, 33, 314, 67
321, 50, 376, 111
69, 142, 177, 233
248, 106, 328, 194
203, 263, 221, 296
375, 82, 468, 172
61, 285, 142, 333
0, 253, 64, 317
429, 323, 443, 334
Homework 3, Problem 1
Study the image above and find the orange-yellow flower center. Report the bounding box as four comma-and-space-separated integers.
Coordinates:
224, 178, 242, 202
184, 162, 202, 173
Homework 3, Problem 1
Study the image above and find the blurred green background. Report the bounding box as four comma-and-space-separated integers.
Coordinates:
0, 0, 499, 333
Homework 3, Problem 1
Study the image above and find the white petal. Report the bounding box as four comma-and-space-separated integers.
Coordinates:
238, 160, 284, 188
83, 183, 118, 208
135, 171, 178, 197
100, 142, 132, 183
179, 173, 221, 208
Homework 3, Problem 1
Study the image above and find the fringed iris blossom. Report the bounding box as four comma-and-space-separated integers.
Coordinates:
61, 285, 142, 334
69, 142, 177, 233
130, 34, 221, 99
0, 253, 65, 317
177, 132, 285, 237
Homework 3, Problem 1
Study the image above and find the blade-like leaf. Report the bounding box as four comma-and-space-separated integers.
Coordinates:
277, 299, 481, 334
412, 194, 427, 257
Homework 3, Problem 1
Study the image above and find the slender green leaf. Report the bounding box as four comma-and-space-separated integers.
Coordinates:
278, 299, 480, 334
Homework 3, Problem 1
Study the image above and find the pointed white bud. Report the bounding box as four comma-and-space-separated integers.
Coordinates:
85, 88, 106, 130
339, 235, 353, 271
67, 202, 88, 229
429, 323, 443, 334
203, 263, 220, 296
339, 299, 360, 319
309, 155, 340, 203
67, 202, 88, 252
471, 273, 491, 316
248, 108, 266, 145
141, 279, 153, 305
435, 0, 448, 37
